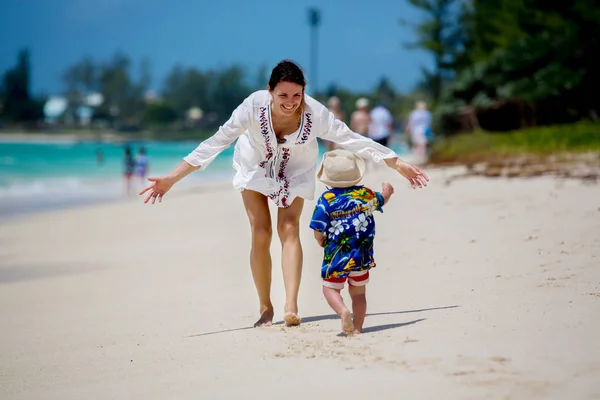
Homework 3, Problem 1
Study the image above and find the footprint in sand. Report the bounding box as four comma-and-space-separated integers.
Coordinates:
490, 356, 510, 364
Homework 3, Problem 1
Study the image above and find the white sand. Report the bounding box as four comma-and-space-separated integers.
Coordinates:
1, 166, 599, 399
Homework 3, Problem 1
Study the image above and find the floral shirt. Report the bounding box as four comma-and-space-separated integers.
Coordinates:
309, 186, 385, 280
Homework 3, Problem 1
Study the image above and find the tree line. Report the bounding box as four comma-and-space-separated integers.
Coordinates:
405, 0, 599, 132
0, 49, 424, 133
1, 1, 597, 135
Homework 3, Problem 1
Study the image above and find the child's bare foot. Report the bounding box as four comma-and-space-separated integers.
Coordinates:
341, 310, 355, 334
353, 328, 362, 334
284, 312, 302, 327
254, 308, 274, 327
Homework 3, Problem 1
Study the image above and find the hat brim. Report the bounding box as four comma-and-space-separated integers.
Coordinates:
317, 151, 366, 188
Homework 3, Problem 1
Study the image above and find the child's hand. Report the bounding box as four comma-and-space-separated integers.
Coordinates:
314, 230, 327, 248
382, 182, 395, 205
318, 236, 326, 248
382, 182, 394, 195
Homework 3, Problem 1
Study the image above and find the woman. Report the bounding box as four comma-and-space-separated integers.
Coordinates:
406, 101, 432, 164
140, 60, 428, 328
123, 145, 135, 195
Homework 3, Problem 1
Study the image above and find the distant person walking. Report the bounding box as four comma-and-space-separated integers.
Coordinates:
324, 96, 346, 151
368, 102, 393, 147
350, 98, 371, 137
406, 101, 432, 164
123, 145, 136, 195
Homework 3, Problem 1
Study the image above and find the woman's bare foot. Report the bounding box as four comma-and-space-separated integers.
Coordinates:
283, 312, 302, 327
341, 310, 355, 334
283, 302, 301, 327
254, 307, 274, 327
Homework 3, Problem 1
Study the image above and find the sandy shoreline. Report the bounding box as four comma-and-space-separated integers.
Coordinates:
1, 166, 599, 399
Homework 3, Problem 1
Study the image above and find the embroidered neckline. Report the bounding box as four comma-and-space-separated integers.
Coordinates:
267, 104, 304, 144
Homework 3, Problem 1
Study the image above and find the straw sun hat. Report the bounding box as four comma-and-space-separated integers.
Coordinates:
317, 150, 366, 188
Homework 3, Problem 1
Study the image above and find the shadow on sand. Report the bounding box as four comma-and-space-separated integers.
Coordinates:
186, 305, 458, 338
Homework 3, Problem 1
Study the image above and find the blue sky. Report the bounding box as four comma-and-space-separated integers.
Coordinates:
1, 0, 432, 96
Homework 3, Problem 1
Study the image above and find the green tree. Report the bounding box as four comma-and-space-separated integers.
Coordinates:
94, 52, 149, 124
255, 64, 269, 91
211, 65, 250, 124
374, 77, 397, 104
62, 56, 98, 94
161, 65, 212, 119
143, 101, 177, 125
62, 56, 98, 121
445, 0, 600, 128
160, 64, 250, 129
1, 49, 44, 122
402, 0, 465, 104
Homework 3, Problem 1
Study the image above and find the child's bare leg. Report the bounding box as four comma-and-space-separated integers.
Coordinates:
348, 285, 367, 333
322, 286, 354, 333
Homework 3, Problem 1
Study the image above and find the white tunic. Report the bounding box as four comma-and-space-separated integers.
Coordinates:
183, 90, 398, 208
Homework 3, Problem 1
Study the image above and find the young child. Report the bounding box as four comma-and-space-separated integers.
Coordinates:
135, 147, 149, 184
310, 149, 394, 334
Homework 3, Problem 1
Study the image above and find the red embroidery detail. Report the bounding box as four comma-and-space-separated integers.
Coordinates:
258, 107, 273, 168
296, 113, 312, 144
268, 147, 291, 207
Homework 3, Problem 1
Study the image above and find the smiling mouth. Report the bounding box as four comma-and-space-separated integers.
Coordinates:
281, 104, 296, 112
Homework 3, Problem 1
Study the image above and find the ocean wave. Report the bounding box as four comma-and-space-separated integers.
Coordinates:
0, 136, 79, 145
0, 177, 121, 199
0, 156, 16, 166
0, 170, 233, 201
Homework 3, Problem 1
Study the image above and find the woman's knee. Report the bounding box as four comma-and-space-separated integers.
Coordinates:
251, 222, 273, 245
277, 218, 300, 241
242, 191, 273, 246
276, 198, 304, 242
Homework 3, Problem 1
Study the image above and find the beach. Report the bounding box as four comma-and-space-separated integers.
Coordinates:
1, 165, 599, 399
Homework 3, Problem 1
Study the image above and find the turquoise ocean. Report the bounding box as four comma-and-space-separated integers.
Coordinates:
0, 137, 408, 219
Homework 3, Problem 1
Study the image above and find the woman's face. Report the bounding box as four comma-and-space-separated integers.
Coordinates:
269, 81, 304, 117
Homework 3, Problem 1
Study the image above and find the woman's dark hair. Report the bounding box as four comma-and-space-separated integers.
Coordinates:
268, 60, 306, 90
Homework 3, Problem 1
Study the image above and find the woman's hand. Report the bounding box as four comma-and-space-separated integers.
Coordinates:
139, 176, 176, 204
384, 157, 429, 189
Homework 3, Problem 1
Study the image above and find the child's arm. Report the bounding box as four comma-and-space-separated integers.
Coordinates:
313, 230, 326, 248
381, 182, 395, 205
309, 196, 330, 248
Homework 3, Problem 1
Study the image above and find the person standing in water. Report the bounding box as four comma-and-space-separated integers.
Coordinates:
135, 147, 149, 184
123, 145, 136, 195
